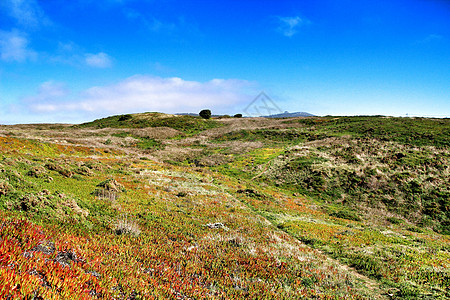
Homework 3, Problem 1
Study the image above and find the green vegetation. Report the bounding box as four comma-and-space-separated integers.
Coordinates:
111, 132, 164, 150
77, 112, 222, 134
285, 116, 450, 147
214, 129, 305, 144
199, 109, 212, 119
0, 114, 449, 299
256, 139, 450, 234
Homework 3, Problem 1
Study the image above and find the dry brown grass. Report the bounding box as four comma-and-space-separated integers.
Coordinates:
0, 124, 179, 154
0, 116, 314, 165
113, 214, 141, 236
206, 116, 309, 136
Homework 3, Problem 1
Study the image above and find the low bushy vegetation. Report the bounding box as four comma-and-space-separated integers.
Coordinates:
285, 116, 450, 147
257, 138, 450, 234
199, 109, 212, 119
77, 112, 222, 134
214, 129, 304, 144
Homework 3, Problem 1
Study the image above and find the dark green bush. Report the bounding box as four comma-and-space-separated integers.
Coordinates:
330, 210, 362, 221
387, 217, 403, 224
119, 114, 132, 122
199, 109, 212, 119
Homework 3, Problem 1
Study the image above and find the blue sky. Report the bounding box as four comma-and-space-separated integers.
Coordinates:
0, 0, 449, 124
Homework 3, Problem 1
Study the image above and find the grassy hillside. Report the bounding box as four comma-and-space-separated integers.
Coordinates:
76, 112, 223, 135
0, 115, 448, 299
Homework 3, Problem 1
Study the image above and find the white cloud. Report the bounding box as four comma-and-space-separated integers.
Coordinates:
1, 0, 49, 28
277, 16, 307, 37
26, 76, 254, 117
49, 42, 114, 68
0, 30, 37, 62
23, 81, 70, 112
85, 52, 113, 68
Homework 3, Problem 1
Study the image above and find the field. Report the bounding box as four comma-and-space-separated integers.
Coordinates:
0, 113, 449, 299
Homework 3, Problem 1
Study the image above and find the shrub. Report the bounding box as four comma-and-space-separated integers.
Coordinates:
114, 215, 141, 236
91, 188, 119, 201
199, 109, 212, 119
234, 114, 243, 118
217, 115, 231, 119
406, 226, 423, 233
0, 180, 11, 196
348, 253, 383, 279
386, 217, 403, 224
118, 114, 132, 121
330, 210, 362, 221
26, 166, 47, 178
136, 137, 162, 150
96, 179, 126, 192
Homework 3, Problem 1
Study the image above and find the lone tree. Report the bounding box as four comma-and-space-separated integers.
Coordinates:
199, 109, 212, 119
233, 114, 242, 118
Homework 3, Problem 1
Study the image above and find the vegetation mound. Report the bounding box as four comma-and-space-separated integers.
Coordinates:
77, 112, 223, 135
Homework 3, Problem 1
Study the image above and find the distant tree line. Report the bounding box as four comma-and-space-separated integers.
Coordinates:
199, 109, 242, 119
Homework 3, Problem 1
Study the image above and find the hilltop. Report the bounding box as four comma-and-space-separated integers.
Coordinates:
175, 111, 316, 118
0, 113, 449, 299
263, 111, 316, 118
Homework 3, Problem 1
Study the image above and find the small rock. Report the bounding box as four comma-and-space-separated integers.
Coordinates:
143, 268, 155, 274
54, 250, 78, 267
206, 222, 225, 229
0, 181, 11, 196
86, 270, 102, 278
40, 189, 51, 196
31, 241, 55, 255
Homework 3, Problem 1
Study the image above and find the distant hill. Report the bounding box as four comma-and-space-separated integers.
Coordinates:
76, 112, 222, 134
177, 111, 316, 118
264, 111, 315, 118
176, 113, 234, 118
175, 113, 198, 117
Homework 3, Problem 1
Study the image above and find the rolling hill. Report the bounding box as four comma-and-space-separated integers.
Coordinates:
0, 114, 448, 299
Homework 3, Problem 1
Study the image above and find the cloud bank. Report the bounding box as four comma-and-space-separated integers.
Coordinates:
19, 75, 254, 122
